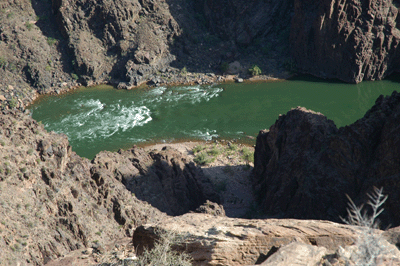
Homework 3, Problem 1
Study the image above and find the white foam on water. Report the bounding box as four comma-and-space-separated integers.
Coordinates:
52, 99, 152, 141
184, 129, 219, 141
140, 85, 223, 106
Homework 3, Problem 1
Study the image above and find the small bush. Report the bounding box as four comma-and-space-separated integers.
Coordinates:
25, 22, 33, 31
136, 229, 192, 266
192, 144, 206, 154
228, 143, 238, 151
0, 57, 6, 68
71, 73, 79, 80
207, 145, 221, 156
241, 146, 254, 163
180, 66, 187, 76
47, 37, 57, 46
8, 98, 17, 109
248, 65, 262, 76
194, 151, 215, 165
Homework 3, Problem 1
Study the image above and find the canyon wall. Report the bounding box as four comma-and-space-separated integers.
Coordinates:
291, 0, 400, 83
253, 91, 400, 227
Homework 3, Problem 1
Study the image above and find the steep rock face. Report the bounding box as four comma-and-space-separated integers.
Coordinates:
201, 0, 294, 45
0, 110, 166, 265
291, 0, 400, 83
253, 91, 400, 226
54, 0, 181, 86
91, 146, 221, 216
133, 213, 359, 266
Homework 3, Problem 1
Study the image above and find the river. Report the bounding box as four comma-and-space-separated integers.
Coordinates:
28, 75, 400, 159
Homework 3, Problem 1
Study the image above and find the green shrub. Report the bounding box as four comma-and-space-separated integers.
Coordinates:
248, 65, 262, 76
8, 98, 17, 109
47, 37, 57, 46
192, 144, 206, 154
71, 73, 79, 80
228, 143, 238, 151
25, 22, 33, 31
241, 146, 254, 163
194, 151, 215, 165
0, 57, 6, 68
207, 145, 221, 156
180, 66, 187, 76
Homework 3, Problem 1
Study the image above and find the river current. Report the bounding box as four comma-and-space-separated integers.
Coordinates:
28, 76, 399, 159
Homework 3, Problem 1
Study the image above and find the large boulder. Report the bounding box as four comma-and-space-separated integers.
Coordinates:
290, 0, 400, 83
253, 91, 400, 227
132, 213, 359, 266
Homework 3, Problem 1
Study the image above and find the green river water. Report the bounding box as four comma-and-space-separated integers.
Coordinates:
28, 75, 400, 159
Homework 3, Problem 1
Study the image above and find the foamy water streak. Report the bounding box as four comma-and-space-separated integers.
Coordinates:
141, 85, 223, 106
52, 99, 152, 141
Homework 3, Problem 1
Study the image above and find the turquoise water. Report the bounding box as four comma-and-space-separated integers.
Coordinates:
28, 76, 399, 159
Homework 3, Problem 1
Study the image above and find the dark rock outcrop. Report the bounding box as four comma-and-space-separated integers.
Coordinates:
54, 0, 181, 86
253, 91, 400, 227
291, 0, 400, 83
91, 146, 221, 216
201, 0, 294, 46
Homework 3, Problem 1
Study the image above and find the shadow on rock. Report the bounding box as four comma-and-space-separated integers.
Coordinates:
91, 146, 221, 216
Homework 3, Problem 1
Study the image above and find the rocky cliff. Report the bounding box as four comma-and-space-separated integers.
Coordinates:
91, 146, 220, 216
253, 91, 400, 227
291, 0, 400, 83
3, 0, 400, 109
0, 109, 219, 265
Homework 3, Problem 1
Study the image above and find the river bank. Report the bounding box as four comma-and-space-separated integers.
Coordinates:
0, 65, 292, 112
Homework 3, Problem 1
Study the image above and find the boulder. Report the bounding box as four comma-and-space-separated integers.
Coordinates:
259, 242, 327, 266
194, 200, 226, 217
133, 213, 359, 266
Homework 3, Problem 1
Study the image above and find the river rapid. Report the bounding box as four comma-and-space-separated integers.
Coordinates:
28, 76, 400, 159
